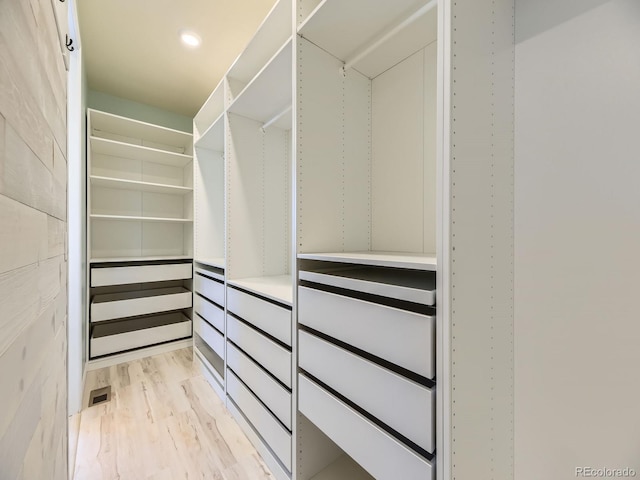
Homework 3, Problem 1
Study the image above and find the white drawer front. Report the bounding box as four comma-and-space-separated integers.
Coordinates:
298, 286, 434, 379
227, 342, 291, 429
194, 295, 225, 333
299, 331, 434, 453
299, 374, 433, 480
91, 290, 192, 322
91, 263, 192, 287
194, 273, 225, 306
227, 370, 292, 471
194, 315, 224, 359
227, 315, 291, 388
91, 318, 191, 357
227, 288, 291, 346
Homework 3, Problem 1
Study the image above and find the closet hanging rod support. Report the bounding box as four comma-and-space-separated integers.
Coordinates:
341, 0, 437, 74
260, 105, 292, 132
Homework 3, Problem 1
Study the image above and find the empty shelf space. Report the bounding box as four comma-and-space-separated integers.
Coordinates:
298, 0, 435, 72
90, 136, 193, 168
91, 287, 192, 322
90, 312, 191, 358
310, 454, 374, 480
194, 80, 225, 140
90, 176, 193, 195
90, 214, 193, 223
228, 275, 293, 306
228, 39, 293, 125
194, 112, 225, 151
89, 109, 193, 152
227, 0, 292, 93
299, 266, 435, 306
196, 257, 226, 270
298, 251, 437, 271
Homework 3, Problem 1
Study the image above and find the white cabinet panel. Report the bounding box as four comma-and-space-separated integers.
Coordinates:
194, 294, 225, 333
194, 273, 225, 306
91, 314, 191, 357
227, 342, 291, 429
91, 287, 192, 322
227, 287, 291, 346
91, 263, 192, 287
194, 315, 224, 359
227, 370, 292, 471
299, 331, 434, 452
299, 374, 433, 480
298, 286, 434, 378
227, 315, 291, 388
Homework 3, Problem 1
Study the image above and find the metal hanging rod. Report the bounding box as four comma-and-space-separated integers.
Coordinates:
260, 105, 292, 132
341, 0, 437, 74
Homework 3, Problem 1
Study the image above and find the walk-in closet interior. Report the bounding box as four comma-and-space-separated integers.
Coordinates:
72, 0, 511, 478
3, 0, 635, 479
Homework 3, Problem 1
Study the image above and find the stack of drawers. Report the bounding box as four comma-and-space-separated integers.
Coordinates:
89, 260, 193, 358
226, 287, 293, 473
297, 263, 436, 480
193, 264, 226, 388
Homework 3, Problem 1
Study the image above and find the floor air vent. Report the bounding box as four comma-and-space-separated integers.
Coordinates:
89, 386, 112, 407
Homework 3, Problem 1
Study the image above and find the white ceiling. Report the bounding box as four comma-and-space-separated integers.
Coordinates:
78, 0, 278, 117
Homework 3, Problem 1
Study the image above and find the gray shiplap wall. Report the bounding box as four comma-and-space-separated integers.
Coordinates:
0, 0, 68, 478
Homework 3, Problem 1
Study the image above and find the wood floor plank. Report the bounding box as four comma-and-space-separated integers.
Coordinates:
75, 348, 274, 480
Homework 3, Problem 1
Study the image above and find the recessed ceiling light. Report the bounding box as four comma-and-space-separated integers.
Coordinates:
180, 31, 201, 48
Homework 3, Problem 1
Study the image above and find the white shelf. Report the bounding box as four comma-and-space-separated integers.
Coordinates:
299, 267, 435, 306
195, 257, 226, 270
310, 454, 374, 480
90, 136, 193, 168
90, 214, 193, 223
297, 251, 437, 271
228, 38, 293, 125
227, 0, 292, 90
298, 0, 434, 73
228, 274, 293, 306
194, 112, 225, 151
89, 109, 192, 152
90, 176, 193, 195
90, 255, 192, 264
90, 312, 192, 358
194, 79, 225, 140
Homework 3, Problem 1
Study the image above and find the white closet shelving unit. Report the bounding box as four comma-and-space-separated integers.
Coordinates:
294, 0, 437, 478
225, 0, 294, 477
190, 0, 516, 478
87, 109, 194, 364
192, 2, 295, 478
193, 78, 227, 399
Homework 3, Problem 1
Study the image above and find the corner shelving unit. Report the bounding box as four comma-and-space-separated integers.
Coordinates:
87, 109, 194, 365
295, 0, 438, 478
193, 77, 227, 400
223, 1, 295, 479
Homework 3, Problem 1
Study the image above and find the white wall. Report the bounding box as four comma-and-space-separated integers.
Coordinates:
68, 0, 87, 418
515, 1, 640, 478
88, 89, 193, 133
0, 0, 69, 478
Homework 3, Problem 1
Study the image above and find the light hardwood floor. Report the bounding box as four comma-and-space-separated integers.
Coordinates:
74, 348, 274, 480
